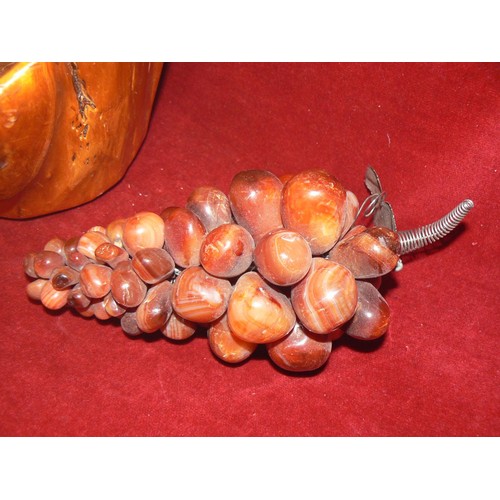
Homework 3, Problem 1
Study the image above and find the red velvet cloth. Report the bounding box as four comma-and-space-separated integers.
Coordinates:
0, 63, 498, 436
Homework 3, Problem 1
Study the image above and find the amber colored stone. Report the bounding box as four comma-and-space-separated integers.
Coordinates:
95, 242, 129, 268
66, 250, 90, 271
254, 228, 312, 286
131, 248, 175, 284
328, 226, 400, 278
161, 207, 206, 268
77, 231, 111, 260
186, 186, 233, 233
67, 284, 91, 310
136, 281, 173, 333
26, 279, 48, 301
23, 252, 38, 278
120, 311, 142, 336
33, 251, 65, 279
172, 266, 232, 323
91, 300, 111, 321
208, 314, 256, 363
110, 261, 147, 308
340, 190, 359, 236
343, 281, 390, 340
80, 263, 112, 299
199, 223, 254, 278
43, 237, 66, 257
64, 236, 91, 271
101, 293, 126, 318
40, 281, 70, 310
106, 218, 127, 248
161, 312, 197, 340
267, 323, 335, 372
123, 211, 165, 255
50, 266, 80, 290
229, 170, 283, 242
291, 258, 358, 334
281, 169, 346, 255
227, 271, 296, 344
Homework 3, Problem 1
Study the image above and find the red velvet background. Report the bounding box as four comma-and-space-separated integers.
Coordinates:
0, 63, 498, 436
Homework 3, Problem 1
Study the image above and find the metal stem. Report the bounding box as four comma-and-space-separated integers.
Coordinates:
397, 199, 474, 255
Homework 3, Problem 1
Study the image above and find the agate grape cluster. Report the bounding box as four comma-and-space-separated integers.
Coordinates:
24, 169, 400, 373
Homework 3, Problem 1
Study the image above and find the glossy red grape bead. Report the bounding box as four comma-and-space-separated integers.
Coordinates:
328, 226, 400, 278
267, 323, 335, 372
50, 266, 80, 290
291, 258, 357, 334
161, 312, 197, 341
172, 266, 232, 323
123, 211, 165, 255
199, 223, 254, 278
33, 251, 65, 279
229, 170, 283, 242
103, 292, 126, 318
227, 271, 296, 344
95, 243, 129, 268
80, 263, 112, 299
106, 218, 127, 248
343, 281, 390, 340
254, 228, 312, 286
67, 284, 92, 310
43, 237, 66, 257
208, 314, 256, 363
281, 169, 346, 254
121, 311, 142, 336
40, 281, 70, 310
77, 231, 111, 260
26, 279, 48, 301
136, 281, 173, 333
161, 207, 206, 268
131, 248, 175, 284
186, 186, 233, 232
110, 261, 147, 308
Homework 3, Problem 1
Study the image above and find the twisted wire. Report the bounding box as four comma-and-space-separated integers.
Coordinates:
398, 199, 474, 255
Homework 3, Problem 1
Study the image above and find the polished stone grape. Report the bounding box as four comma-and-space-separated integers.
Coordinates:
95, 243, 129, 268
50, 266, 80, 290
253, 228, 312, 286
161, 311, 197, 340
106, 218, 127, 248
103, 292, 126, 318
110, 261, 147, 308
33, 251, 65, 279
136, 281, 173, 333
26, 278, 48, 301
131, 247, 175, 284
199, 223, 254, 278
23, 252, 38, 278
229, 170, 283, 242
92, 300, 111, 321
161, 207, 206, 268
67, 284, 92, 310
186, 186, 233, 232
340, 190, 359, 236
208, 313, 256, 363
328, 226, 400, 278
121, 311, 142, 336
43, 237, 66, 256
40, 281, 70, 310
77, 231, 111, 260
172, 266, 232, 323
227, 271, 296, 344
281, 169, 346, 254
80, 263, 112, 299
123, 211, 165, 255
267, 322, 335, 372
291, 258, 357, 334
343, 280, 390, 340
64, 237, 91, 271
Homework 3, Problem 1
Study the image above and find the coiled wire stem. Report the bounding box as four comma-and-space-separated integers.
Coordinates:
397, 199, 474, 255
